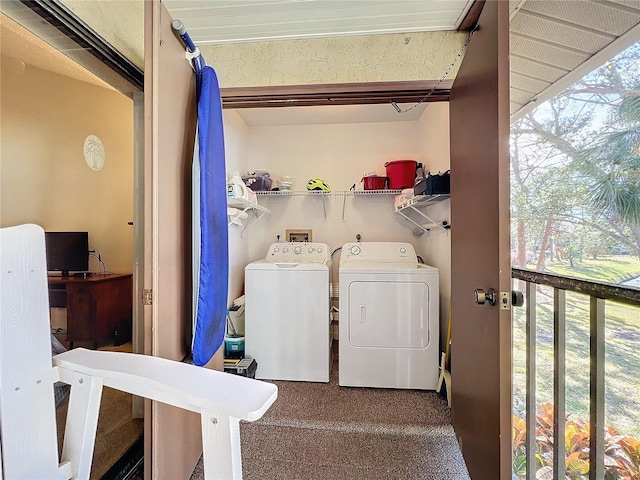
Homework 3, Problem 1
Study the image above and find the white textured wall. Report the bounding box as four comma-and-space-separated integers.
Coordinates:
203, 31, 466, 87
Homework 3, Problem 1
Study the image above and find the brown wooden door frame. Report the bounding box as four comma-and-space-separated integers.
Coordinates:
144, 2, 201, 478
449, 1, 512, 479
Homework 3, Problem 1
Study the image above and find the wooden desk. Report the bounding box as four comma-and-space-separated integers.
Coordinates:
48, 274, 133, 349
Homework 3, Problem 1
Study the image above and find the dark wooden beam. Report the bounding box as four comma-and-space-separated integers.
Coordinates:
221, 80, 452, 109
458, 0, 485, 31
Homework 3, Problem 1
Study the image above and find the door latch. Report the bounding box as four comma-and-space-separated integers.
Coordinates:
142, 288, 153, 306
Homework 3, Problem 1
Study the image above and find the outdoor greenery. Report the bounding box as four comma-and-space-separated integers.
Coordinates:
510, 40, 640, 479
512, 256, 640, 437
511, 43, 640, 268
544, 255, 640, 284
513, 404, 640, 480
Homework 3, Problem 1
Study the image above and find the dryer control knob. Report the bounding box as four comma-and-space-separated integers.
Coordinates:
294, 246, 302, 254
273, 247, 280, 253
400, 247, 406, 254
317, 247, 323, 253
350, 245, 361, 256
308, 247, 315, 253
283, 247, 289, 253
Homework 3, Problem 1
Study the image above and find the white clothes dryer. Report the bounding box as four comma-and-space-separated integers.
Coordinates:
245, 242, 331, 382
339, 242, 439, 390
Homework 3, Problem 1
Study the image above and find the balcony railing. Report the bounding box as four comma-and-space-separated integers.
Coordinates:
511, 268, 640, 480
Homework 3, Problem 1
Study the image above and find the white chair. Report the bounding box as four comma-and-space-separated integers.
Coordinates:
0, 224, 277, 480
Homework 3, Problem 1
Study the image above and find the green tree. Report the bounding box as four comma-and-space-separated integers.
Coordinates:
572, 94, 640, 257
511, 43, 640, 265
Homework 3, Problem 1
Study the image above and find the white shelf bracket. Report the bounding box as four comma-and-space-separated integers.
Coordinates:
394, 194, 450, 234
227, 198, 270, 234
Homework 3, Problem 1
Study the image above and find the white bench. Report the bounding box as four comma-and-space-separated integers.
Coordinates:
0, 224, 277, 479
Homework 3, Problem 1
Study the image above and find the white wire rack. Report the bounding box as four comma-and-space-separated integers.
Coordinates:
227, 198, 270, 234
394, 194, 450, 233
254, 190, 402, 196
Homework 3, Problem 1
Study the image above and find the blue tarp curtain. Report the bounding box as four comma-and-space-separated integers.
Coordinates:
191, 65, 229, 366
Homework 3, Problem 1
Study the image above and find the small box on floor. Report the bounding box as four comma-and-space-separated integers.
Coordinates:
223, 358, 257, 378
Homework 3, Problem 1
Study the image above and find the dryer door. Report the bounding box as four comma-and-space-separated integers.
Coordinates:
348, 281, 430, 348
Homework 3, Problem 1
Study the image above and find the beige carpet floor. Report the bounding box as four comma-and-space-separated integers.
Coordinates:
190, 342, 470, 480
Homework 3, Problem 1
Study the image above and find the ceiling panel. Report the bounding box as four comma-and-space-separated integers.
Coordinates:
509, 1, 640, 121
180, 14, 463, 42
523, 0, 640, 35
163, 0, 474, 44
511, 11, 615, 53
510, 87, 537, 106
610, 0, 640, 9
510, 72, 552, 95
511, 35, 588, 70
510, 56, 569, 82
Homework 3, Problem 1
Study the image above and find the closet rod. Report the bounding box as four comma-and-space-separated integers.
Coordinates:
171, 19, 206, 72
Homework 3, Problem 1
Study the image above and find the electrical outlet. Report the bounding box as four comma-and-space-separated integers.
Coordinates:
286, 229, 312, 242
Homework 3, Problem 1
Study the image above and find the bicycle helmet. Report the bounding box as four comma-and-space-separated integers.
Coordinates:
306, 178, 331, 191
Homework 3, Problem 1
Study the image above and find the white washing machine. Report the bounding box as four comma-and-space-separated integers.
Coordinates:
339, 242, 439, 390
245, 242, 331, 382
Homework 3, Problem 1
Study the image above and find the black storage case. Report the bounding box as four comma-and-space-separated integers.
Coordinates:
414, 170, 450, 195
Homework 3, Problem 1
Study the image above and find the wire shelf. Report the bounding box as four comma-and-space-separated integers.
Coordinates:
255, 190, 402, 197
395, 194, 450, 212
227, 198, 270, 212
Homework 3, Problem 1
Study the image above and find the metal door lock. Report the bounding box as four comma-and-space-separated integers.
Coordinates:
474, 288, 496, 306
475, 289, 524, 309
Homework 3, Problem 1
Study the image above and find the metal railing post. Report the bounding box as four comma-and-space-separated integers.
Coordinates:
553, 288, 566, 480
525, 281, 537, 480
589, 296, 605, 480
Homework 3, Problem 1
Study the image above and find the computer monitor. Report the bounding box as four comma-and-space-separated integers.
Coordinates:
45, 231, 89, 276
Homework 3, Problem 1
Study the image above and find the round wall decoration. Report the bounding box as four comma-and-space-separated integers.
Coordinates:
83, 135, 105, 171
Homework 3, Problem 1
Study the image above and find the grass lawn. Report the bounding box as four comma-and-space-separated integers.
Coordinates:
541, 254, 640, 284
512, 254, 640, 437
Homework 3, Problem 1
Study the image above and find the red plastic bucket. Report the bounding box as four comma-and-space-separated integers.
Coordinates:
385, 160, 417, 189
362, 176, 387, 190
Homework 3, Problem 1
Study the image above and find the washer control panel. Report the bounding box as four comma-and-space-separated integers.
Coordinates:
341, 242, 417, 262
266, 242, 330, 264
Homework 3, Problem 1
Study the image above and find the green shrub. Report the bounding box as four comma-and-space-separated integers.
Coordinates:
513, 403, 640, 479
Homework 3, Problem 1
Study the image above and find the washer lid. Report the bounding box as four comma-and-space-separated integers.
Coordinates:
246, 260, 329, 271
339, 262, 438, 275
